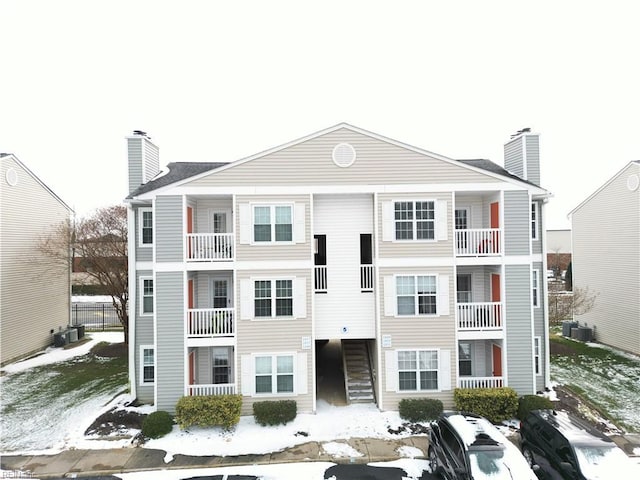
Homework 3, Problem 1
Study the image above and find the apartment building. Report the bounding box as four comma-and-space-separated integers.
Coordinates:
125, 124, 550, 414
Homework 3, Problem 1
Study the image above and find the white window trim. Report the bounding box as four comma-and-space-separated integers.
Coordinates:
458, 341, 473, 377
252, 277, 295, 320
140, 276, 154, 316
139, 345, 155, 385
252, 352, 296, 396
394, 273, 438, 317
534, 336, 542, 376
396, 348, 440, 393
138, 207, 153, 247
531, 202, 539, 241
392, 199, 437, 242
532, 269, 540, 308
252, 203, 294, 245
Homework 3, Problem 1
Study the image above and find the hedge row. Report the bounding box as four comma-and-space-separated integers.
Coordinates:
453, 387, 518, 423
253, 400, 297, 426
175, 394, 242, 430
398, 398, 443, 422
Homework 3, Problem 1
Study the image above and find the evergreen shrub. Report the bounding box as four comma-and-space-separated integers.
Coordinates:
253, 400, 297, 426
398, 398, 444, 422
453, 387, 518, 423
175, 394, 242, 430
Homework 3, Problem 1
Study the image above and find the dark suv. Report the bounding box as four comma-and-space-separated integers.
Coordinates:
428, 411, 538, 479
520, 409, 639, 479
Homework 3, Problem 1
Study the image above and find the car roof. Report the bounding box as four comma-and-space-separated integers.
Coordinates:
529, 409, 614, 446
440, 412, 504, 449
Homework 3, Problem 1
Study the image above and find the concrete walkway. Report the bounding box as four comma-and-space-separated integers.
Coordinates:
0, 436, 428, 479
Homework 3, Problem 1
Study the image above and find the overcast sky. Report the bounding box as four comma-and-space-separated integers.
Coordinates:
2, 1, 638, 229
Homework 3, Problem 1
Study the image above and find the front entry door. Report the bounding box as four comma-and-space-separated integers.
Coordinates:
492, 343, 503, 377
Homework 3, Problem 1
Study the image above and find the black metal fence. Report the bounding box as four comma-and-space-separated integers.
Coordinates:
71, 303, 122, 331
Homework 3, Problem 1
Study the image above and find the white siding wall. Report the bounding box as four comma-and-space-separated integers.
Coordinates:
314, 194, 375, 339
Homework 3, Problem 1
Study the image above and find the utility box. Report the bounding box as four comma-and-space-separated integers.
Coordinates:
53, 332, 67, 347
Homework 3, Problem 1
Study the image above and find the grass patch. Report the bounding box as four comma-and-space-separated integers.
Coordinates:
550, 333, 640, 432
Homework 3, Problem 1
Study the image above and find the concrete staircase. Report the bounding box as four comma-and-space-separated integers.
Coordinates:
341, 340, 375, 404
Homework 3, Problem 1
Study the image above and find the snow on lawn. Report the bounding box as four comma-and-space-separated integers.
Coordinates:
0, 332, 128, 455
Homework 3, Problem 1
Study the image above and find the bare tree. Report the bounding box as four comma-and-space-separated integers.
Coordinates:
39, 205, 129, 344
548, 283, 598, 325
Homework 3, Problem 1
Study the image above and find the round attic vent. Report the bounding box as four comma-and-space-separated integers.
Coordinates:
627, 174, 639, 192
5, 168, 18, 186
332, 143, 356, 167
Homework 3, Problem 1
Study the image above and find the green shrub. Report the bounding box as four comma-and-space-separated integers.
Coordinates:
253, 400, 297, 426
517, 394, 553, 420
142, 410, 174, 439
453, 387, 518, 423
175, 394, 242, 430
399, 398, 444, 423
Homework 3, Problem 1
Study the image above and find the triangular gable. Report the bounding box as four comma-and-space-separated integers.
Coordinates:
569, 161, 639, 217
1, 154, 73, 213
177, 124, 534, 190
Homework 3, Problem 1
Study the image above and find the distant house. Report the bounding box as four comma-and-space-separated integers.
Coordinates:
546, 229, 571, 280
125, 125, 551, 414
569, 161, 640, 356
0, 153, 73, 365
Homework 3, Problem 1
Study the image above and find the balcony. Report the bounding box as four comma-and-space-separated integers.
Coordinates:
187, 383, 236, 396
187, 308, 235, 337
455, 228, 501, 256
186, 233, 234, 261
457, 376, 504, 389
457, 302, 502, 331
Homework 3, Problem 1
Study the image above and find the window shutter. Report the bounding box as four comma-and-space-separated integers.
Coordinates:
241, 355, 253, 396
438, 275, 450, 316
439, 349, 451, 391
240, 278, 252, 320
296, 352, 308, 395
293, 277, 307, 318
436, 200, 448, 241
294, 203, 306, 243
382, 201, 393, 241
385, 350, 398, 392
383, 276, 395, 317
239, 203, 251, 244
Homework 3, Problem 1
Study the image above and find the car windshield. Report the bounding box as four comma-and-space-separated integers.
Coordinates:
574, 444, 635, 477
468, 449, 513, 479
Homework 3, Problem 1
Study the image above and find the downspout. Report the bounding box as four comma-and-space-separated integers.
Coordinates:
541, 197, 551, 389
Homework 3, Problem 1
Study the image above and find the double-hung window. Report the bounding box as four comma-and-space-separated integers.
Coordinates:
141, 277, 154, 315
139, 208, 153, 246
253, 205, 292, 242
140, 346, 155, 384
396, 275, 437, 315
394, 201, 435, 240
532, 270, 540, 308
255, 355, 294, 394
531, 202, 539, 240
397, 350, 438, 391
254, 280, 293, 318
534, 336, 541, 375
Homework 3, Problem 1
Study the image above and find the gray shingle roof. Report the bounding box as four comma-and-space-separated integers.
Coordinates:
457, 159, 539, 187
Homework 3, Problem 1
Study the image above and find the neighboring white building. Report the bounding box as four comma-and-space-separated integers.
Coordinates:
125, 124, 551, 414
569, 161, 640, 356
0, 153, 73, 365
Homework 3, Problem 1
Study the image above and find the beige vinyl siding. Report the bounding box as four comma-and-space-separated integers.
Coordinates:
378, 266, 455, 410
235, 194, 310, 262
1, 156, 71, 365
236, 269, 312, 414
192, 197, 233, 233
156, 195, 183, 263
155, 271, 185, 412
504, 190, 530, 256
377, 193, 453, 259
186, 129, 497, 187
572, 163, 640, 355
504, 264, 535, 395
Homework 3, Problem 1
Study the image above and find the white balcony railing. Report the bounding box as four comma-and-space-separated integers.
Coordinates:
455, 229, 501, 256
314, 266, 327, 293
360, 265, 374, 292
458, 376, 504, 389
187, 308, 235, 337
457, 302, 502, 330
188, 383, 237, 396
186, 233, 234, 261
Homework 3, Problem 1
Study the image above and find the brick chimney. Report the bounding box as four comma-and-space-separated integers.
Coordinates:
504, 128, 541, 185
126, 130, 160, 194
